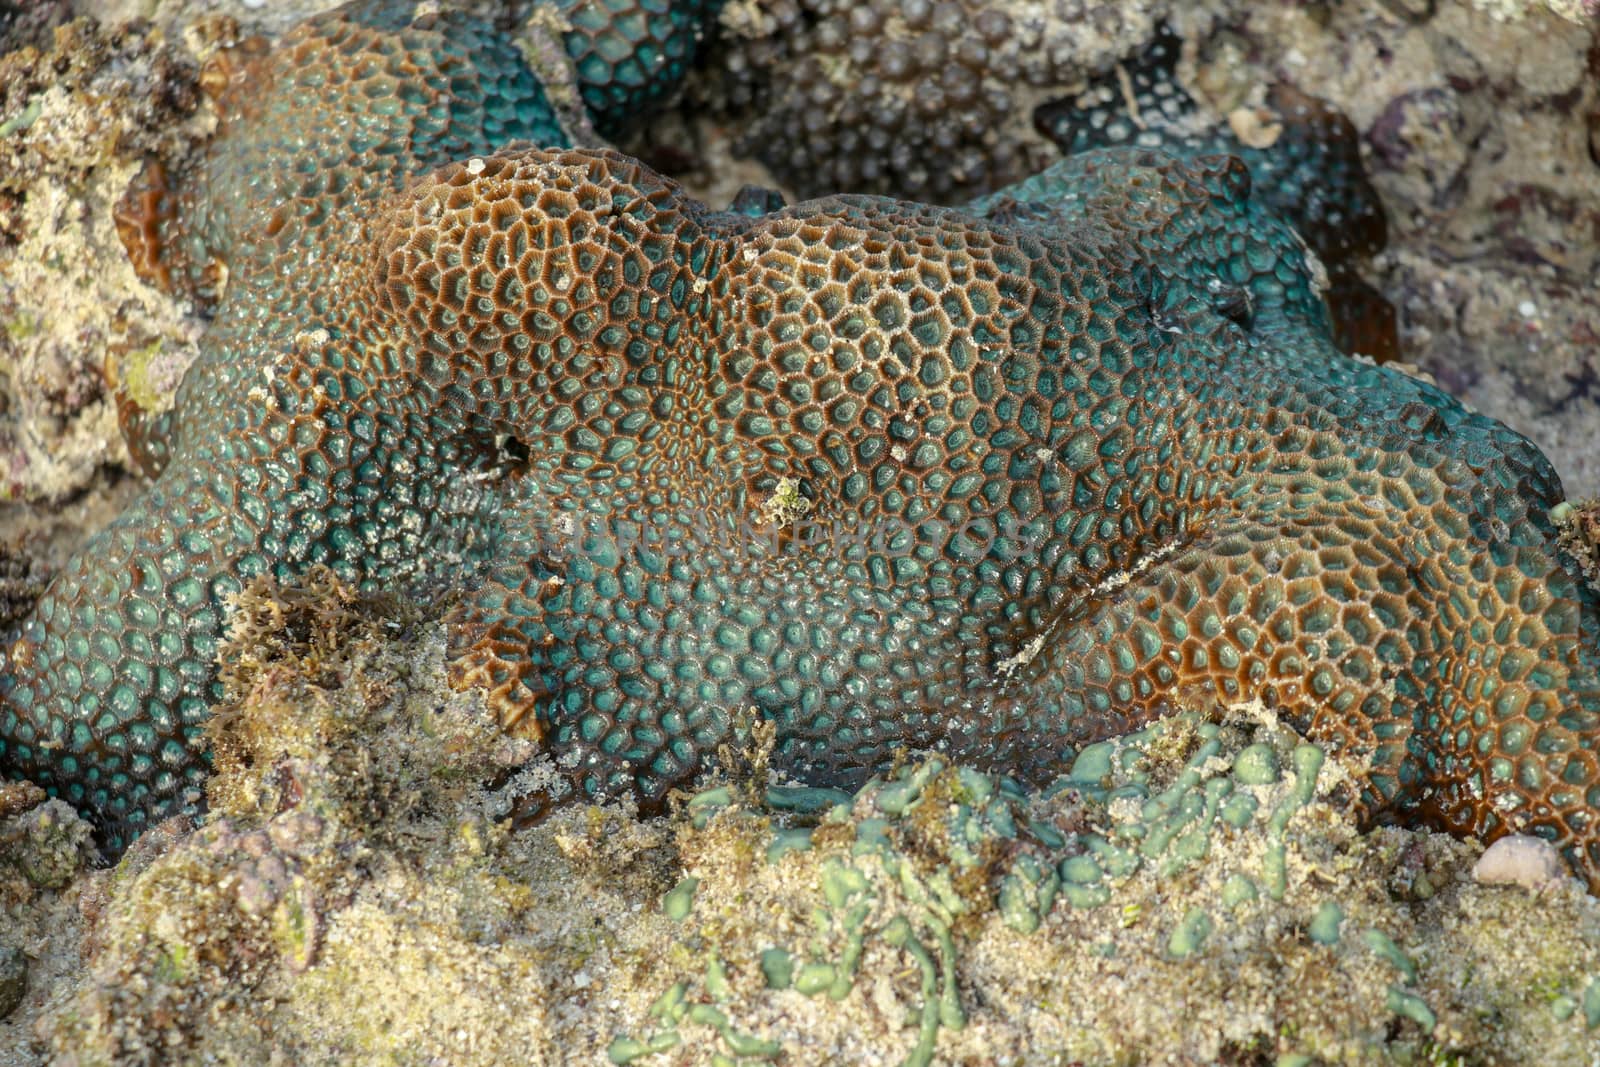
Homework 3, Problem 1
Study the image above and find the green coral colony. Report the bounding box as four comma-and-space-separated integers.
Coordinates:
1, 0, 1598, 913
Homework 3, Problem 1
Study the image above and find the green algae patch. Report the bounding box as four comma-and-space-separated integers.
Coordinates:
758, 947, 793, 990
1232, 742, 1281, 785
1364, 928, 1419, 984
1167, 907, 1215, 958
662, 876, 700, 921
1386, 987, 1437, 1031
116, 337, 179, 415
570, 709, 1600, 1065
0, 97, 42, 139
1309, 901, 1345, 945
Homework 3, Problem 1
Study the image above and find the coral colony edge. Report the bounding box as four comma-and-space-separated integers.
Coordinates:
1, 0, 1598, 904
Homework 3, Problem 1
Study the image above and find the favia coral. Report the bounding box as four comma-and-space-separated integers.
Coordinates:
552, 0, 728, 137
696, 0, 1161, 202
0, 0, 1598, 903
1028, 23, 1399, 361
0, 0, 713, 845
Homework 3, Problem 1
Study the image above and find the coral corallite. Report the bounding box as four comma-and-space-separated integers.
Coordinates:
1, 0, 1599, 890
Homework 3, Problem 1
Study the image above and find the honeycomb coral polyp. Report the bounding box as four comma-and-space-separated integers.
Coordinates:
555, 0, 727, 135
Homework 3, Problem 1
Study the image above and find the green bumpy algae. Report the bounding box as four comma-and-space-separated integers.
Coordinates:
615, 754, 1081, 1065
607, 711, 1600, 1065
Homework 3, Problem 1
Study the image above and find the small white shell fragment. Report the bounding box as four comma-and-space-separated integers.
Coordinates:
1472, 834, 1566, 889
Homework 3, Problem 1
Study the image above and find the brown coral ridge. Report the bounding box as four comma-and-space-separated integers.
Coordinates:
12, 132, 1600, 884
700, 8, 1399, 362
271, 148, 1597, 881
